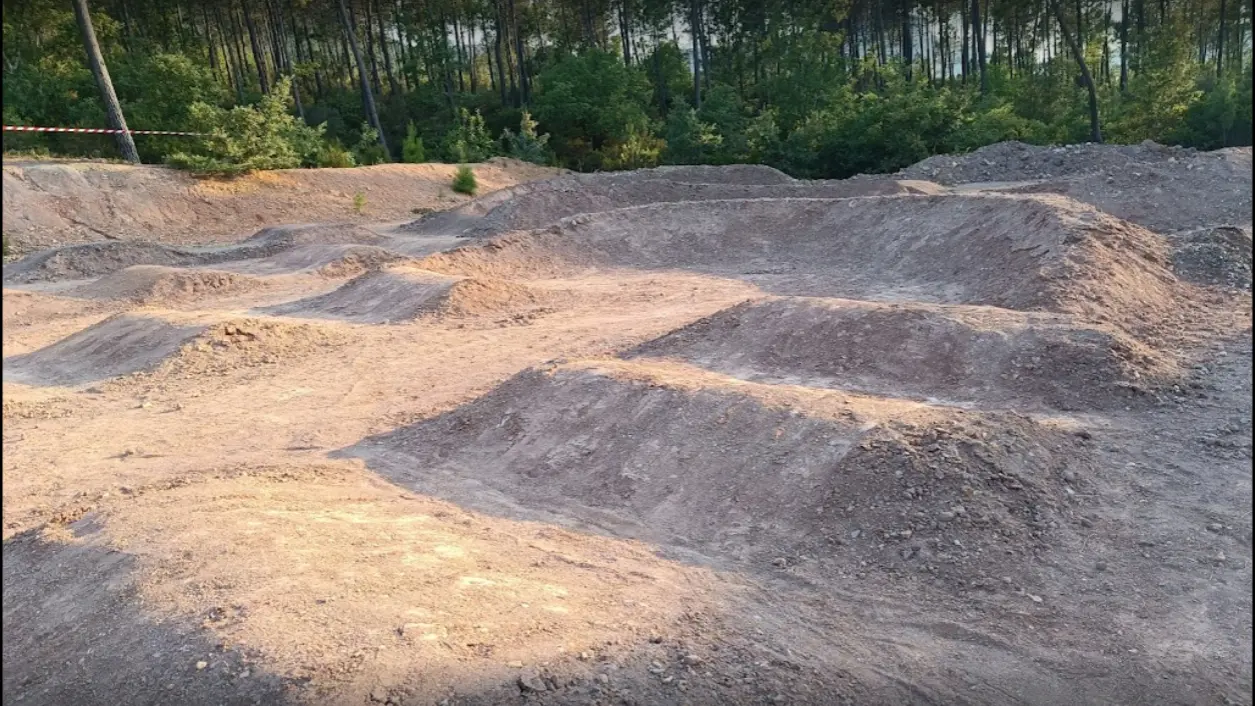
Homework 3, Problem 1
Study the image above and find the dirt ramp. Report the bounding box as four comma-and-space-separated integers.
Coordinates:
2, 241, 206, 284
1166, 226, 1253, 289
214, 243, 411, 276
631, 298, 1178, 410
350, 359, 1088, 587
599, 163, 796, 185
3, 314, 204, 385
421, 193, 1181, 328
264, 267, 555, 324
242, 222, 386, 248
404, 173, 936, 238
70, 266, 264, 305
899, 139, 1204, 185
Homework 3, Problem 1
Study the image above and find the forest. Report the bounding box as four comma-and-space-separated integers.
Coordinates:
2, 0, 1252, 178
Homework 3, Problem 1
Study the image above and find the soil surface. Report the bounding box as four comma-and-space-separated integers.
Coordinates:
3, 146, 1252, 706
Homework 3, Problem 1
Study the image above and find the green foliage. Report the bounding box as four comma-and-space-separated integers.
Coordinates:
443, 109, 496, 163
2, 233, 10, 259
402, 122, 427, 163
601, 124, 666, 170
1174, 68, 1253, 149
744, 108, 784, 164
532, 49, 654, 163
165, 78, 326, 175
353, 123, 388, 165
352, 191, 367, 214
500, 111, 552, 165
451, 165, 478, 195
663, 108, 724, 164
316, 142, 357, 168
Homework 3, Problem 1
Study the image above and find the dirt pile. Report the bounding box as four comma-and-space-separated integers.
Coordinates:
1001, 148, 1252, 232
241, 222, 387, 248
421, 193, 1181, 330
3, 314, 205, 385
348, 359, 1090, 588
898, 139, 1200, 184
1, 159, 562, 255
151, 318, 347, 380
1167, 226, 1254, 289
2, 241, 208, 284
263, 267, 555, 324
630, 298, 1178, 410
403, 171, 938, 238
69, 266, 264, 305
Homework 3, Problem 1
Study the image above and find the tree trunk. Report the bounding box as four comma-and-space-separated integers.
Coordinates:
241, 0, 270, 93
971, 0, 988, 93
1119, 0, 1129, 91
338, 0, 390, 158
1218, 0, 1228, 77
690, 0, 702, 107
507, 0, 529, 104
73, 0, 140, 163
494, 0, 511, 105
901, 2, 913, 80
1052, 0, 1102, 143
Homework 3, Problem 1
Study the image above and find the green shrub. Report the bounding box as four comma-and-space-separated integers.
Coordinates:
165, 77, 326, 175
402, 121, 427, 163
444, 109, 496, 163
451, 165, 478, 195
316, 142, 357, 168
601, 124, 665, 170
353, 123, 388, 165
500, 111, 551, 165
352, 191, 367, 214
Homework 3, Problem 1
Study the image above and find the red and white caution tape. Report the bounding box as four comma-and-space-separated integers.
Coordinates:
4, 125, 205, 136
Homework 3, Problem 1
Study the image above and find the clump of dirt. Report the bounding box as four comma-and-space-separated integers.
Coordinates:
314, 247, 417, 278
630, 298, 1179, 410
898, 139, 1201, 184
350, 359, 1090, 591
2, 241, 205, 284
242, 222, 387, 248
151, 318, 347, 380
69, 266, 264, 305
999, 149, 1252, 233
265, 266, 557, 324
1167, 226, 1253, 289
3, 314, 205, 386
403, 172, 937, 238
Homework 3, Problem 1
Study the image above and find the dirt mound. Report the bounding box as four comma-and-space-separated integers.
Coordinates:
214, 244, 411, 276
348, 359, 1090, 588
264, 267, 554, 324
1168, 226, 1254, 289
242, 222, 386, 248
1, 159, 562, 255
596, 163, 796, 185
630, 297, 1178, 410
1000, 148, 1252, 232
3, 314, 204, 385
420, 193, 1181, 331
2, 241, 205, 284
69, 265, 264, 305
403, 173, 935, 238
151, 318, 347, 379
898, 139, 1201, 184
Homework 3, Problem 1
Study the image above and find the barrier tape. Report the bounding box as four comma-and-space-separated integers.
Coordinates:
4, 125, 206, 136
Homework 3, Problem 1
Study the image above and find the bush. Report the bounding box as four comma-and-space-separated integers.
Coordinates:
601, 124, 665, 170
165, 77, 327, 175
500, 111, 551, 164
353, 123, 388, 165
444, 109, 496, 163
402, 121, 427, 163
451, 165, 478, 195
316, 142, 357, 168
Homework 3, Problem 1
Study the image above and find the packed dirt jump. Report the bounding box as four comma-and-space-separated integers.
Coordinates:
2, 145, 1251, 706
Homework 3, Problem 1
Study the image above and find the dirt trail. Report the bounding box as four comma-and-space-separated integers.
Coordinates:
3, 146, 1251, 706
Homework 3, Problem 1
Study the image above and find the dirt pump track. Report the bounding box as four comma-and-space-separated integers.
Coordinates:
2, 145, 1252, 706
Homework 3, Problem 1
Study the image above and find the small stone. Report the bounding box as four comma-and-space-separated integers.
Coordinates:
1207, 523, 1224, 533
1027, 594, 1043, 603
1215, 551, 1227, 563
195, 661, 208, 671
507, 661, 524, 668
596, 673, 610, 684
771, 557, 788, 568
1094, 561, 1107, 572
681, 654, 703, 667
518, 669, 548, 693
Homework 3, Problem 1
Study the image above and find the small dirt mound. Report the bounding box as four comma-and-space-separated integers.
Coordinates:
2, 241, 204, 284
419, 193, 1181, 333
69, 266, 263, 305
215, 244, 410, 276
3, 314, 204, 385
349, 359, 1089, 588
599, 163, 796, 185
1168, 226, 1254, 289
265, 267, 554, 324
898, 139, 1200, 185
242, 223, 387, 248
403, 174, 935, 238
630, 298, 1178, 410
151, 318, 347, 379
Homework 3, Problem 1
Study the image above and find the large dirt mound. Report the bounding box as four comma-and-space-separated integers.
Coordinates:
420, 193, 1180, 331
898, 139, 1201, 184
2, 241, 207, 284
347, 359, 1090, 588
241, 222, 387, 248
3, 314, 205, 385
69, 265, 264, 305
1, 159, 562, 255
630, 297, 1178, 410
402, 172, 937, 238
1000, 148, 1251, 232
262, 267, 553, 324
209, 244, 412, 277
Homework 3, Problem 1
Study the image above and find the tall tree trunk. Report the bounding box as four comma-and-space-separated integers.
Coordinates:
360, 0, 384, 96
1119, 0, 1129, 91
338, 0, 390, 158
241, 0, 270, 93
1218, 0, 1228, 77
507, 0, 529, 104
901, 2, 913, 80
372, 0, 400, 94
971, 0, 988, 93
690, 0, 702, 107
73, 0, 140, 163
1052, 0, 1102, 142
494, 0, 511, 105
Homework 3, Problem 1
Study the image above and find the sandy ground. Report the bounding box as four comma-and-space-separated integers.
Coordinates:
2, 146, 1252, 706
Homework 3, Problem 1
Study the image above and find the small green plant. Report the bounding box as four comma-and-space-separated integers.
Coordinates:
352, 191, 367, 214
317, 142, 357, 168
443, 109, 496, 163
451, 166, 478, 195
2, 233, 11, 259
402, 122, 427, 163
